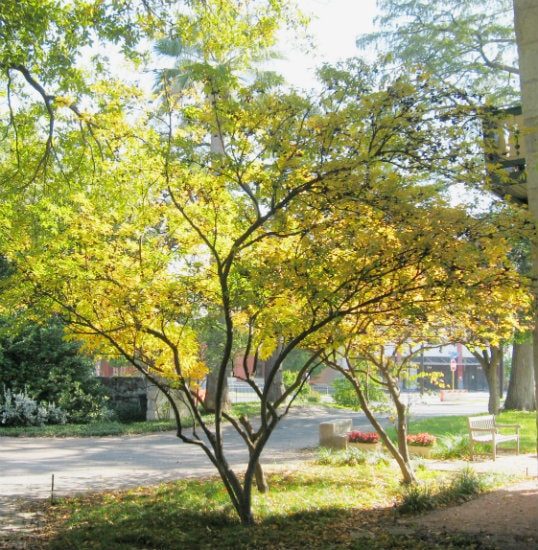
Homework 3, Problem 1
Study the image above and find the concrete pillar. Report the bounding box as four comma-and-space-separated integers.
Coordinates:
513, 0, 538, 448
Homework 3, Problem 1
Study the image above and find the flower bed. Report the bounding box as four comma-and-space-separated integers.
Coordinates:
407, 433, 436, 458
347, 431, 381, 452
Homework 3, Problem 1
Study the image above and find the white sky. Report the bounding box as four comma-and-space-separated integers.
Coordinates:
272, 0, 379, 88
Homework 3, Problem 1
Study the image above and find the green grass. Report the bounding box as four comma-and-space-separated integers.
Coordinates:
0, 401, 308, 438
407, 410, 537, 455
41, 463, 508, 550
0, 419, 179, 438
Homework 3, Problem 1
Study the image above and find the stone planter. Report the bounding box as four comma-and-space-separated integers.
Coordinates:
439, 390, 468, 402
408, 445, 434, 458
348, 441, 381, 452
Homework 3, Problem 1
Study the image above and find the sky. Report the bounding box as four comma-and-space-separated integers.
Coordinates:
271, 0, 379, 88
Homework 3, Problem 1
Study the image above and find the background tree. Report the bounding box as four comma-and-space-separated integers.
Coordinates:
359, 0, 535, 411
322, 203, 529, 484
358, 0, 518, 105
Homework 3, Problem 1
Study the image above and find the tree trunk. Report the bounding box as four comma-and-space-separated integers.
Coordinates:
513, 0, 538, 461
204, 368, 230, 413
473, 347, 501, 414
483, 355, 501, 415
344, 371, 416, 484
254, 461, 268, 493
484, 368, 500, 414
504, 342, 536, 410
264, 345, 285, 403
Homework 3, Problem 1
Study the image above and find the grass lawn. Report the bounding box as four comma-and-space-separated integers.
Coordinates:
40, 461, 507, 550
407, 410, 537, 455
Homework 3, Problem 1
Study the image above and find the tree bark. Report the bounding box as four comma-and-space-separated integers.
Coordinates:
343, 369, 416, 484
264, 344, 285, 403
504, 342, 536, 410
254, 461, 268, 493
484, 365, 500, 414
513, 0, 538, 462
473, 347, 501, 414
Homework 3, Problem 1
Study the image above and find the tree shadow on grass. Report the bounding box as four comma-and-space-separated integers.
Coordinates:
45, 500, 509, 550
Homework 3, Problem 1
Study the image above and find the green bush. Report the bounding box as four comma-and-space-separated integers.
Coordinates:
0, 387, 67, 427
332, 376, 387, 410
305, 390, 322, 404
449, 467, 486, 498
282, 370, 312, 399
111, 402, 146, 423
316, 447, 389, 467
317, 447, 366, 466
399, 483, 435, 513
332, 378, 360, 409
0, 317, 111, 423
432, 434, 471, 459
399, 468, 489, 514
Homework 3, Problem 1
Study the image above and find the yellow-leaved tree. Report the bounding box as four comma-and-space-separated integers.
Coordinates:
1, 1, 531, 523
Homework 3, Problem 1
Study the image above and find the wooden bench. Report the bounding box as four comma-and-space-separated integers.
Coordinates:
467, 415, 520, 461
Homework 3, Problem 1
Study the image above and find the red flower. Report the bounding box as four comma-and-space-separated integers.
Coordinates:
406, 433, 436, 447
348, 431, 380, 443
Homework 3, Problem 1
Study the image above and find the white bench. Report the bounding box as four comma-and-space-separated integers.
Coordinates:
319, 419, 352, 450
467, 415, 520, 461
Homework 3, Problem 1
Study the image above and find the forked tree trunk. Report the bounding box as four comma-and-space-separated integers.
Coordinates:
343, 370, 416, 484
505, 342, 536, 410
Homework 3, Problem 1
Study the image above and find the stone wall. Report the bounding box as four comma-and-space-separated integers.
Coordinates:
98, 376, 148, 421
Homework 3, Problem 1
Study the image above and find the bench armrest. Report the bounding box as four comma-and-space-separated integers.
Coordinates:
495, 423, 520, 429
469, 427, 496, 432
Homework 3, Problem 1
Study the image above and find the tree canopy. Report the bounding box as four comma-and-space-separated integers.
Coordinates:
0, 0, 531, 524
358, 0, 519, 105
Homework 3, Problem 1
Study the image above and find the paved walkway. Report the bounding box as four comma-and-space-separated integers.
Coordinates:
0, 395, 530, 547
0, 398, 491, 500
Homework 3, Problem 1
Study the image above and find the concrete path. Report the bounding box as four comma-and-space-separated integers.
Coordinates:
0, 395, 491, 500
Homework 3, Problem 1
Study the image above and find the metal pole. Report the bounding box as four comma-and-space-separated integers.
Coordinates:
499, 344, 504, 399
420, 348, 425, 395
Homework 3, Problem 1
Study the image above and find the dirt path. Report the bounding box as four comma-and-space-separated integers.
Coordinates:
405, 478, 538, 549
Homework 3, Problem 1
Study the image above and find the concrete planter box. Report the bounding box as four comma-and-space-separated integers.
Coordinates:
348, 441, 381, 452
408, 445, 435, 458
439, 390, 468, 402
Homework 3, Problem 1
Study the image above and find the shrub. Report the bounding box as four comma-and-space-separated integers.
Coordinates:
332, 378, 360, 409
348, 430, 379, 443
305, 390, 322, 404
316, 447, 382, 467
111, 402, 146, 423
433, 434, 470, 459
282, 370, 312, 398
450, 467, 486, 497
0, 317, 111, 423
399, 468, 489, 514
406, 433, 436, 447
57, 382, 113, 423
399, 483, 435, 513
0, 387, 67, 427
332, 376, 387, 409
